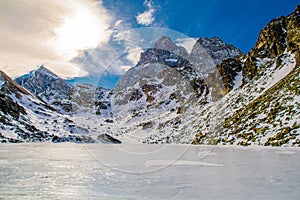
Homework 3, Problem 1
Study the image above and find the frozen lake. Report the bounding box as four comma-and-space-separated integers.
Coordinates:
0, 143, 299, 199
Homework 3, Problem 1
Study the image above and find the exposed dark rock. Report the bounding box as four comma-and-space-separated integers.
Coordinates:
97, 134, 122, 144
142, 84, 161, 102
0, 70, 31, 98
95, 101, 108, 110
0, 133, 22, 143
0, 92, 26, 119
52, 135, 96, 143
139, 121, 153, 129
129, 89, 143, 101
206, 58, 243, 101
138, 48, 190, 68
105, 119, 114, 123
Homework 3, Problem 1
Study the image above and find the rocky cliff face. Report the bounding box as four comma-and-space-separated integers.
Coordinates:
206, 58, 243, 101
207, 5, 300, 101
189, 37, 243, 75
242, 5, 300, 86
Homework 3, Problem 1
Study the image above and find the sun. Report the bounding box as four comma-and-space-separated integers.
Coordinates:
52, 2, 107, 60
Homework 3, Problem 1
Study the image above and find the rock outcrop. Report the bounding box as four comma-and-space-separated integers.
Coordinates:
242, 5, 300, 85
97, 134, 122, 144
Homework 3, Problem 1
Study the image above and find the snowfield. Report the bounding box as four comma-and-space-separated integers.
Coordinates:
0, 143, 299, 199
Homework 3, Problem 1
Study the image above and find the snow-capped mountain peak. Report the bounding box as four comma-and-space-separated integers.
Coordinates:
154, 36, 188, 58
15, 65, 73, 104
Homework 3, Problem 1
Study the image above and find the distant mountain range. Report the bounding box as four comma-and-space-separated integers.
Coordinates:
0, 5, 299, 146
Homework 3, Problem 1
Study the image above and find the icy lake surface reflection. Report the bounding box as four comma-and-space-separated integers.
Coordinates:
0, 143, 299, 199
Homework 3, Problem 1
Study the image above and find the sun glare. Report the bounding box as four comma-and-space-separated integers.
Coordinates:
53, 3, 106, 59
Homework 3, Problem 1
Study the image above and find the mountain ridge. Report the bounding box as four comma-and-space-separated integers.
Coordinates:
0, 5, 299, 146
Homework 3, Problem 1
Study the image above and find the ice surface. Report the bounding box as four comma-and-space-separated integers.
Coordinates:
0, 144, 299, 199
144, 160, 223, 167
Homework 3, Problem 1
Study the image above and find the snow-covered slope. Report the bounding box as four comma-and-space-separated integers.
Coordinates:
155, 51, 299, 146
70, 84, 112, 116
0, 70, 93, 143
0, 70, 117, 143
16, 65, 113, 116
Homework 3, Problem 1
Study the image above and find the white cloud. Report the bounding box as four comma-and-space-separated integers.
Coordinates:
176, 38, 198, 54
126, 48, 143, 65
0, 0, 111, 78
136, 0, 155, 26
74, 41, 128, 76
112, 29, 144, 65
51, 0, 112, 59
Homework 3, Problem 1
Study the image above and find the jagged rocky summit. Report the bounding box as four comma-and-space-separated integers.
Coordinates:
16, 66, 113, 116
110, 34, 244, 143
112, 35, 242, 119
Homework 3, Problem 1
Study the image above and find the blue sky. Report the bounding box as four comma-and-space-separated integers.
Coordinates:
103, 0, 299, 52
0, 0, 299, 89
